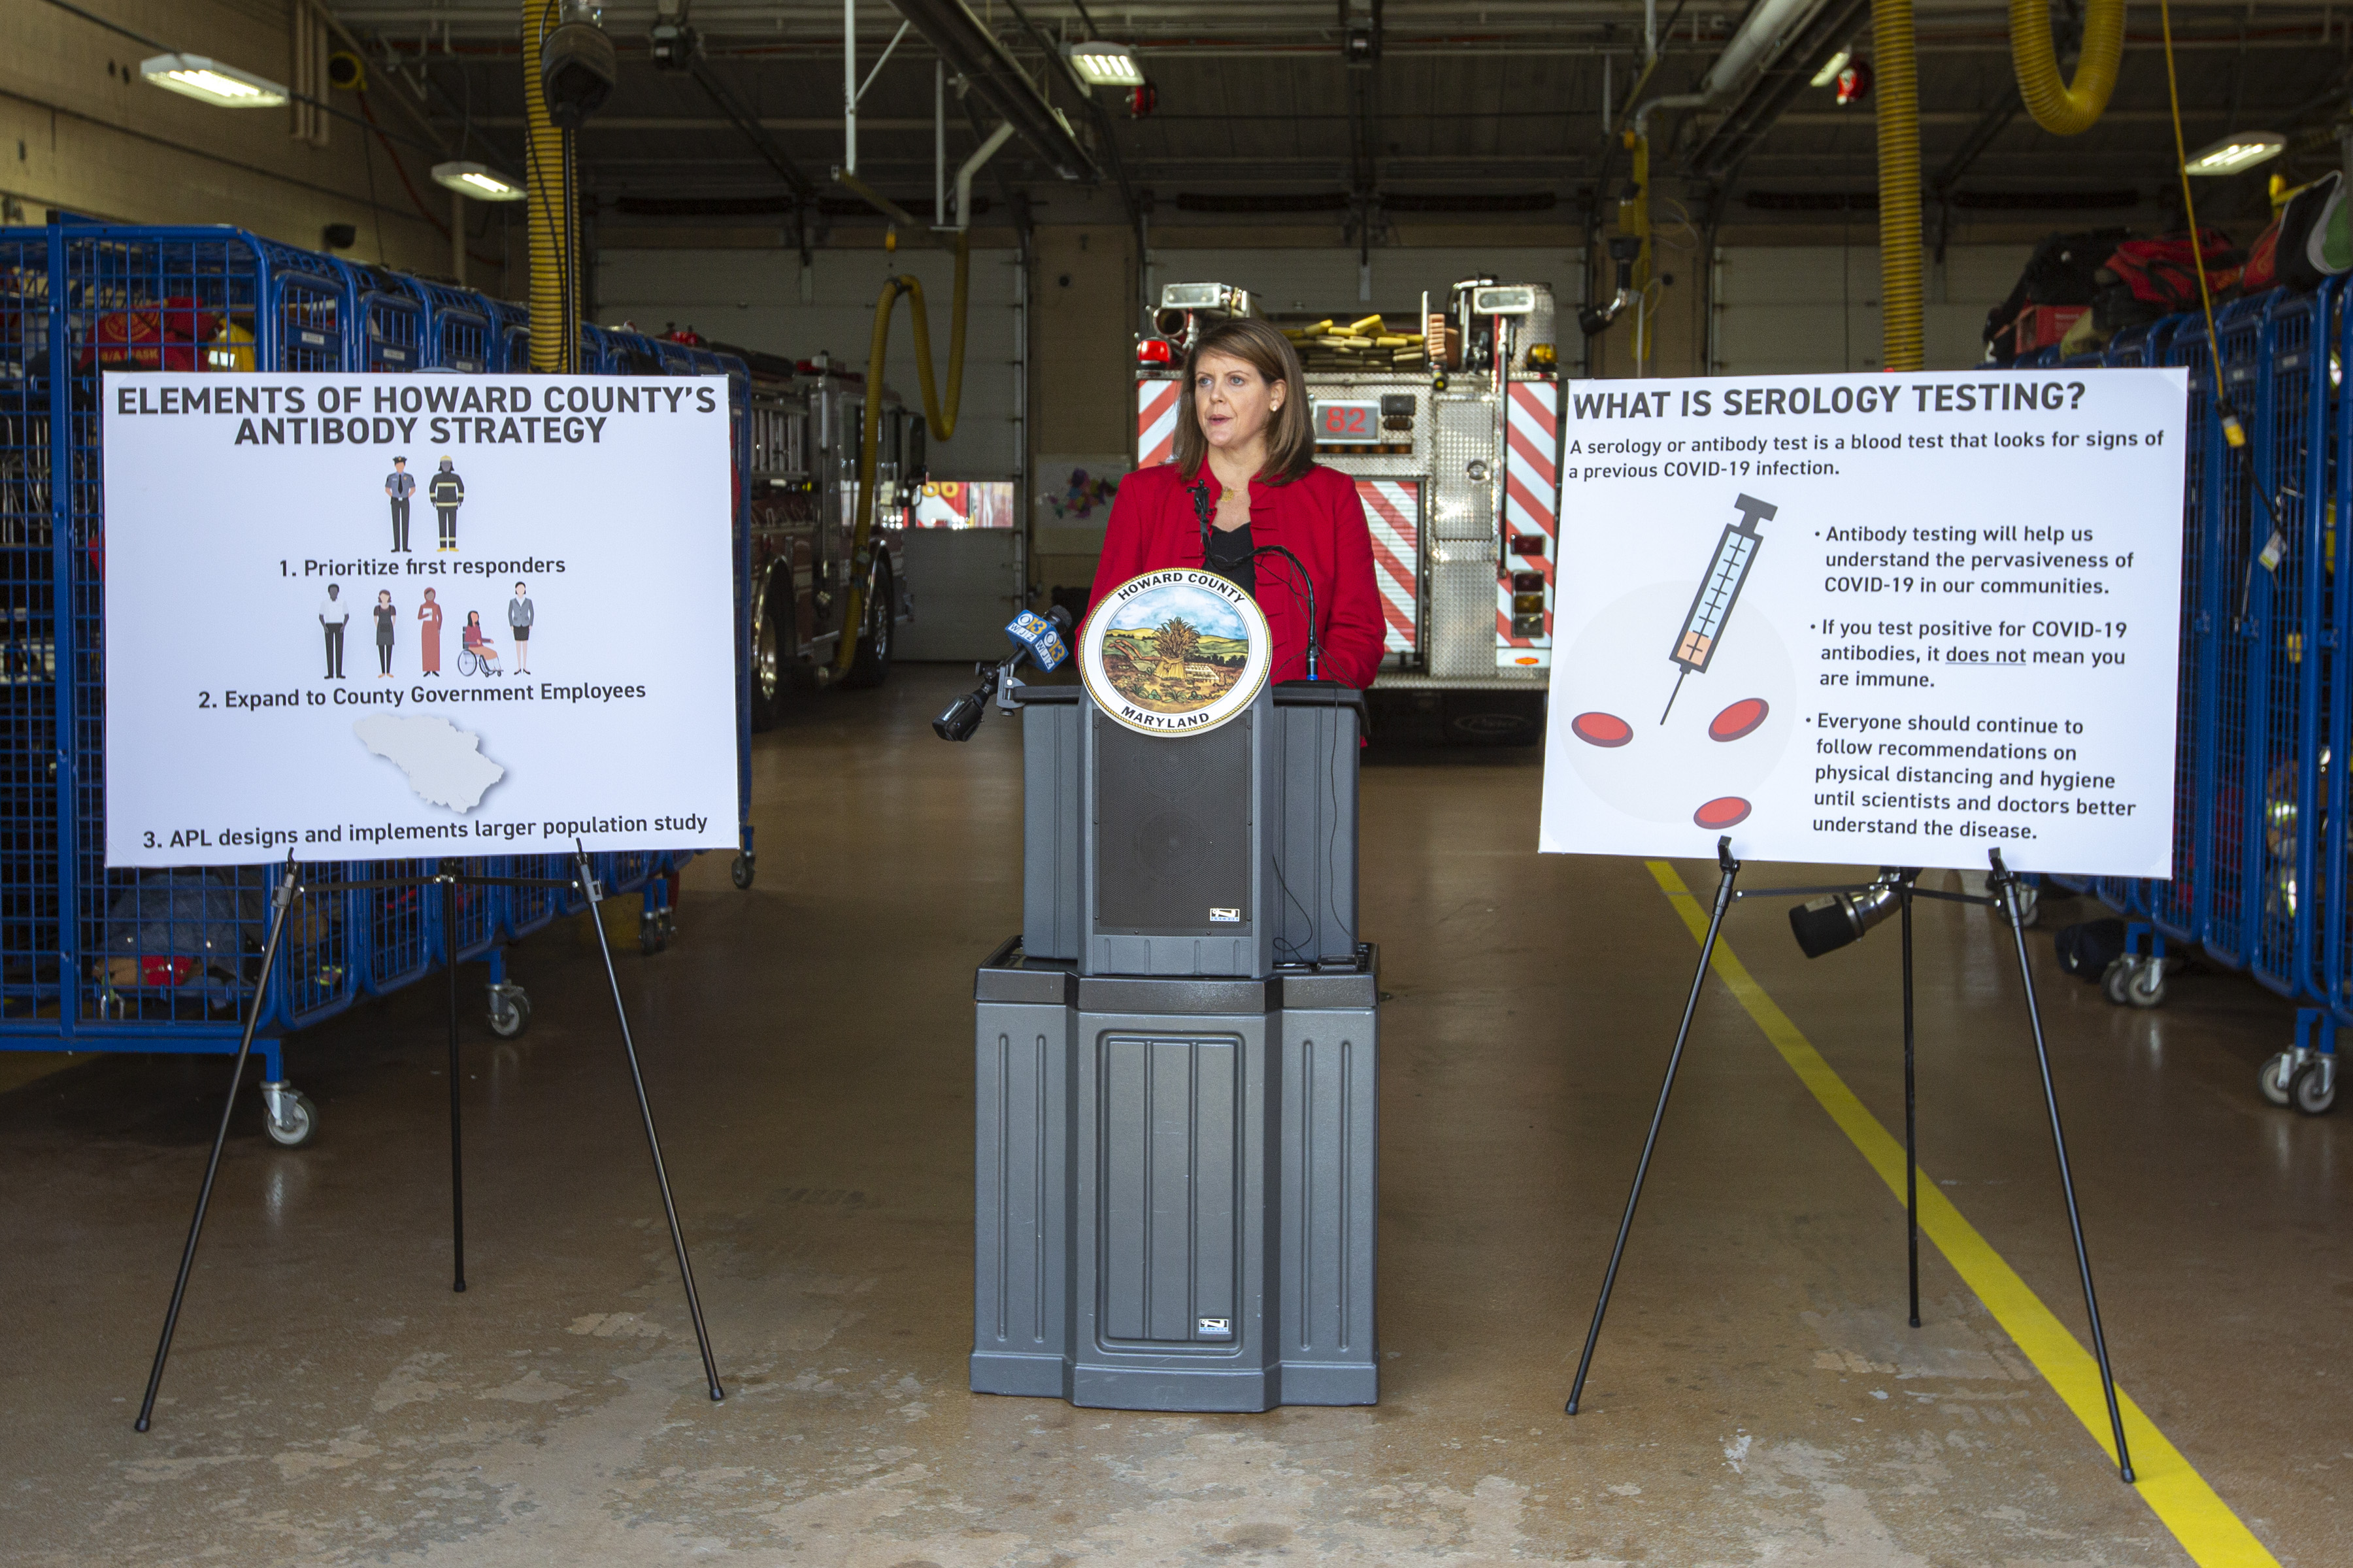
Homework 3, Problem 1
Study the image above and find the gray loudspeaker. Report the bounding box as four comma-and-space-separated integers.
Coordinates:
1017, 683, 1361, 976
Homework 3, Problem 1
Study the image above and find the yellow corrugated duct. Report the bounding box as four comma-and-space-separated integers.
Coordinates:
1875, 0, 1925, 373
833, 231, 975, 676
2011, 0, 2124, 136
524, 0, 569, 371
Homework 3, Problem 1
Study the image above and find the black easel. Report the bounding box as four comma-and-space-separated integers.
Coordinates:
137, 844, 722, 1432
1564, 835, 1742, 1414
1563, 844, 2134, 1486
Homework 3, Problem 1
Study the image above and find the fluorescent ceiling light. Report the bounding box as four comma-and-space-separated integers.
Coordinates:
2184, 131, 2286, 176
139, 54, 288, 108
431, 161, 527, 201
1810, 49, 1851, 88
1063, 41, 1145, 88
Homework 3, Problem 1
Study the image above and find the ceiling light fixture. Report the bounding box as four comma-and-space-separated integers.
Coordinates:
1810, 49, 1851, 88
2184, 131, 2286, 176
139, 54, 289, 108
1062, 41, 1145, 88
431, 162, 527, 201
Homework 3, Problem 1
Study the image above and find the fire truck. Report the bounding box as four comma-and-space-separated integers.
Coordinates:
1134, 277, 1562, 742
707, 340, 916, 729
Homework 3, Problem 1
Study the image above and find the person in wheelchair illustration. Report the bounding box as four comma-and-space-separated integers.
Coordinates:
458, 610, 503, 676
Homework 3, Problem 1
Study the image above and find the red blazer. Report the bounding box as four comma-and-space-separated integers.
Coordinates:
1088, 461, 1384, 689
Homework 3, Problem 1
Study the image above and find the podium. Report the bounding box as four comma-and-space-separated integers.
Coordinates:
971, 682, 1379, 1410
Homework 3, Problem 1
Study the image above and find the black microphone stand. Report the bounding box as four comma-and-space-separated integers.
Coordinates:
1190, 476, 1326, 681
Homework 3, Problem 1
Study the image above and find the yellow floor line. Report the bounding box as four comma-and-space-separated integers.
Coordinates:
1646, 860, 2277, 1568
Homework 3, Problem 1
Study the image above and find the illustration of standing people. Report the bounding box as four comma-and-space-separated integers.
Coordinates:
509, 582, 535, 673
429, 456, 465, 552
384, 456, 414, 552
318, 582, 348, 679
417, 586, 442, 676
374, 590, 397, 678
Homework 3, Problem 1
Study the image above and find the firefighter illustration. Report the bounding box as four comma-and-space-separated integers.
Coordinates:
429, 456, 465, 552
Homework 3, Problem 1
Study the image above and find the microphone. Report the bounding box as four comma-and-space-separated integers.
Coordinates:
1004, 608, 1071, 672
933, 605, 1075, 741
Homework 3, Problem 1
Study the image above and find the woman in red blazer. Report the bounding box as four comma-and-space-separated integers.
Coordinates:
1089, 318, 1384, 690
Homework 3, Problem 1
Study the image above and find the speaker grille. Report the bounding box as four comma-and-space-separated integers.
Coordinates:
1093, 713, 1251, 934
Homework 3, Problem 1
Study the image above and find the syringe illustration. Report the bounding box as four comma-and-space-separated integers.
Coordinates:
1660, 492, 1776, 724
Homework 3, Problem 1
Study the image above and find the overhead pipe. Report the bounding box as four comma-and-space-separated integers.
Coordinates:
886, 0, 1099, 181
1699, 0, 1829, 98
2010, 0, 2123, 135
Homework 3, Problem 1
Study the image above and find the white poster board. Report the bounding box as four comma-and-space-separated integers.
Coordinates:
1539, 369, 2187, 876
101, 373, 738, 868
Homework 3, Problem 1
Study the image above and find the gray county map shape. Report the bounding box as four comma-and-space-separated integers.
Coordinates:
354, 713, 506, 812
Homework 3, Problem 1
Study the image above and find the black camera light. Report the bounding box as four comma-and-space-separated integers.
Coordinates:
1790, 870, 1910, 958
933, 686, 989, 742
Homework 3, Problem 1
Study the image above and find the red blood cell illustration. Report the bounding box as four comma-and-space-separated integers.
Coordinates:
1693, 796, 1752, 829
1571, 711, 1633, 748
1709, 697, 1769, 742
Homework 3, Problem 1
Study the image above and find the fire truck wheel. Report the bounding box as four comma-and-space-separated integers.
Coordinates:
843, 563, 894, 689
749, 582, 791, 731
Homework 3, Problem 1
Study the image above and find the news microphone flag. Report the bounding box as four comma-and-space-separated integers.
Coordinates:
1007, 610, 1069, 671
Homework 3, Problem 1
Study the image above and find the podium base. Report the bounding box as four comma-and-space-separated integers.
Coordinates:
973, 942, 1381, 1412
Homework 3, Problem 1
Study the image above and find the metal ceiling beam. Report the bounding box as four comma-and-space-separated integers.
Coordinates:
885, 0, 1099, 180
686, 51, 817, 199
1686, 0, 1868, 179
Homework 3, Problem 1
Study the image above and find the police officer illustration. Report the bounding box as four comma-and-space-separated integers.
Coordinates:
429, 456, 465, 551
318, 582, 349, 678
384, 456, 414, 552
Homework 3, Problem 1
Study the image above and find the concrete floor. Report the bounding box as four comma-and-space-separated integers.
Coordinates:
1, 662, 2343, 1566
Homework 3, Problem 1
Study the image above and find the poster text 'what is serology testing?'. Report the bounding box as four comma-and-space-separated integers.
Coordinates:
1539, 369, 2188, 877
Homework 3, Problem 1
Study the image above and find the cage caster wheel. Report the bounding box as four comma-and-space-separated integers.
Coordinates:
487, 984, 531, 1039
2101, 958, 2134, 1007
2123, 957, 2167, 1009
2295, 1063, 2338, 1116
2260, 1052, 2297, 1107
639, 912, 668, 955
261, 1085, 318, 1148
731, 852, 755, 891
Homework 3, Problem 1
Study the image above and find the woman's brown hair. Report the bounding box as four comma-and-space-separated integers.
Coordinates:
1173, 318, 1315, 484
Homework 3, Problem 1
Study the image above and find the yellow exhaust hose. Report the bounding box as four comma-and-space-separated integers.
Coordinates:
2011, 0, 2124, 135
833, 229, 973, 676
1876, 0, 1925, 373
524, 0, 569, 372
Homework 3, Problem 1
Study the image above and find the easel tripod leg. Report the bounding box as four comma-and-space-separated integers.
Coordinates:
573, 846, 725, 1403
1566, 837, 1741, 1416
444, 859, 467, 1293
1903, 880, 1920, 1329
1992, 850, 2135, 1484
137, 855, 301, 1432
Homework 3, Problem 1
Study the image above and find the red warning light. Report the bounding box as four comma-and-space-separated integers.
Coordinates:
1137, 338, 1175, 365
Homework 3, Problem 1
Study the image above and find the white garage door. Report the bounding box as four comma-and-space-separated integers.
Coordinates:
1712, 244, 2034, 375
597, 244, 1024, 480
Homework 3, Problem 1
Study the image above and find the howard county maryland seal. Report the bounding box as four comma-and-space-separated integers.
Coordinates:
1079, 568, 1273, 737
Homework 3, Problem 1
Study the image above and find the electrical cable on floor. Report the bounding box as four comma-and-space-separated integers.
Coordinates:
2159, 0, 2291, 627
